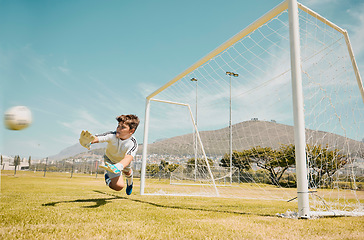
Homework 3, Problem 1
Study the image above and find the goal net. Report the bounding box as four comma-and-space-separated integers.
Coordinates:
140, 1, 364, 217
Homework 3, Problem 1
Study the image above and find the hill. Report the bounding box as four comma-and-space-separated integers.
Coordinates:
48, 142, 107, 161
50, 120, 363, 160
144, 120, 364, 156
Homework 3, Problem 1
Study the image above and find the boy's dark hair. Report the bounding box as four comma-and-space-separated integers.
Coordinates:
116, 114, 140, 131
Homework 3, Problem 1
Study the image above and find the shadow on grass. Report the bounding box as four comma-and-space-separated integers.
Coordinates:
43, 190, 274, 217
42, 194, 122, 208
93, 190, 274, 217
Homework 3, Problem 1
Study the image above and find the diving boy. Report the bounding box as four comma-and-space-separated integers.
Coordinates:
79, 114, 139, 195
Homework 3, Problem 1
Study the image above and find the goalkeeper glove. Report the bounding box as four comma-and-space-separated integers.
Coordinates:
79, 130, 95, 150
99, 162, 124, 174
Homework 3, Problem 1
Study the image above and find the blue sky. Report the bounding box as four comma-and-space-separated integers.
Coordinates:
1, 0, 364, 159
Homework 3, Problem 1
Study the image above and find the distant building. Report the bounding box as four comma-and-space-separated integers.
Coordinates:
132, 155, 142, 170
339, 157, 364, 176
1, 156, 29, 170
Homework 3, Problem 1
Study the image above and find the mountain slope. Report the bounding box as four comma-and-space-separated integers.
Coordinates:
48, 142, 107, 161
52, 120, 363, 160
144, 120, 363, 156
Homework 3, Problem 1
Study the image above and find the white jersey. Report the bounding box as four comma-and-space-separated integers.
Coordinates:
96, 131, 138, 164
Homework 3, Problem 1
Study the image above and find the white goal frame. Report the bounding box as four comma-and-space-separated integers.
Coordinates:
140, 98, 219, 196
140, 0, 364, 219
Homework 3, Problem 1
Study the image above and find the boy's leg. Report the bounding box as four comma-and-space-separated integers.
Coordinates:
124, 169, 133, 195
108, 175, 125, 191
102, 155, 125, 191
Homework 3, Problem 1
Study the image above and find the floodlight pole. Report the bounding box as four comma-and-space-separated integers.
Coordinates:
288, 0, 310, 219
226, 71, 238, 184
43, 157, 48, 177
191, 78, 198, 181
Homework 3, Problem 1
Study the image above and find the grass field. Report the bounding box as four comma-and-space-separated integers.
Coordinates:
1, 171, 363, 239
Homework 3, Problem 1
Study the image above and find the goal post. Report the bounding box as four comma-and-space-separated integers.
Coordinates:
140, 0, 364, 218
140, 98, 150, 195
288, 0, 310, 219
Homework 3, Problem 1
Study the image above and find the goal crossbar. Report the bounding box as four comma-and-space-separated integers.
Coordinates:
146, 0, 288, 100
146, 1, 364, 103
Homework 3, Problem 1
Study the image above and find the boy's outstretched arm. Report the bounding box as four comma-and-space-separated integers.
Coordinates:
119, 155, 133, 169
100, 155, 133, 174
79, 130, 98, 150
91, 137, 99, 144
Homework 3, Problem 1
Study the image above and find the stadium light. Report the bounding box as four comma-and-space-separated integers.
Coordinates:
226, 71, 238, 184
191, 78, 198, 181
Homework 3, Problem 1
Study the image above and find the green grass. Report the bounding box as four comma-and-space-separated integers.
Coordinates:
1, 171, 363, 240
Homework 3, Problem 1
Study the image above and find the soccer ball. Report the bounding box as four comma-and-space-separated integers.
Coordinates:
4, 106, 32, 130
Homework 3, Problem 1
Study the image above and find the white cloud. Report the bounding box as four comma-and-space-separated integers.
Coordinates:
137, 82, 161, 98
345, 4, 364, 59
59, 109, 111, 135
58, 66, 69, 73
300, 0, 339, 7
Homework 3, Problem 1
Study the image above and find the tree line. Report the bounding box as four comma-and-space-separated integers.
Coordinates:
220, 144, 350, 188
145, 144, 352, 188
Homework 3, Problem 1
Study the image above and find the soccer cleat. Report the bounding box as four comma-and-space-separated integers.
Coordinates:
99, 162, 121, 174
126, 179, 133, 195
104, 173, 111, 186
